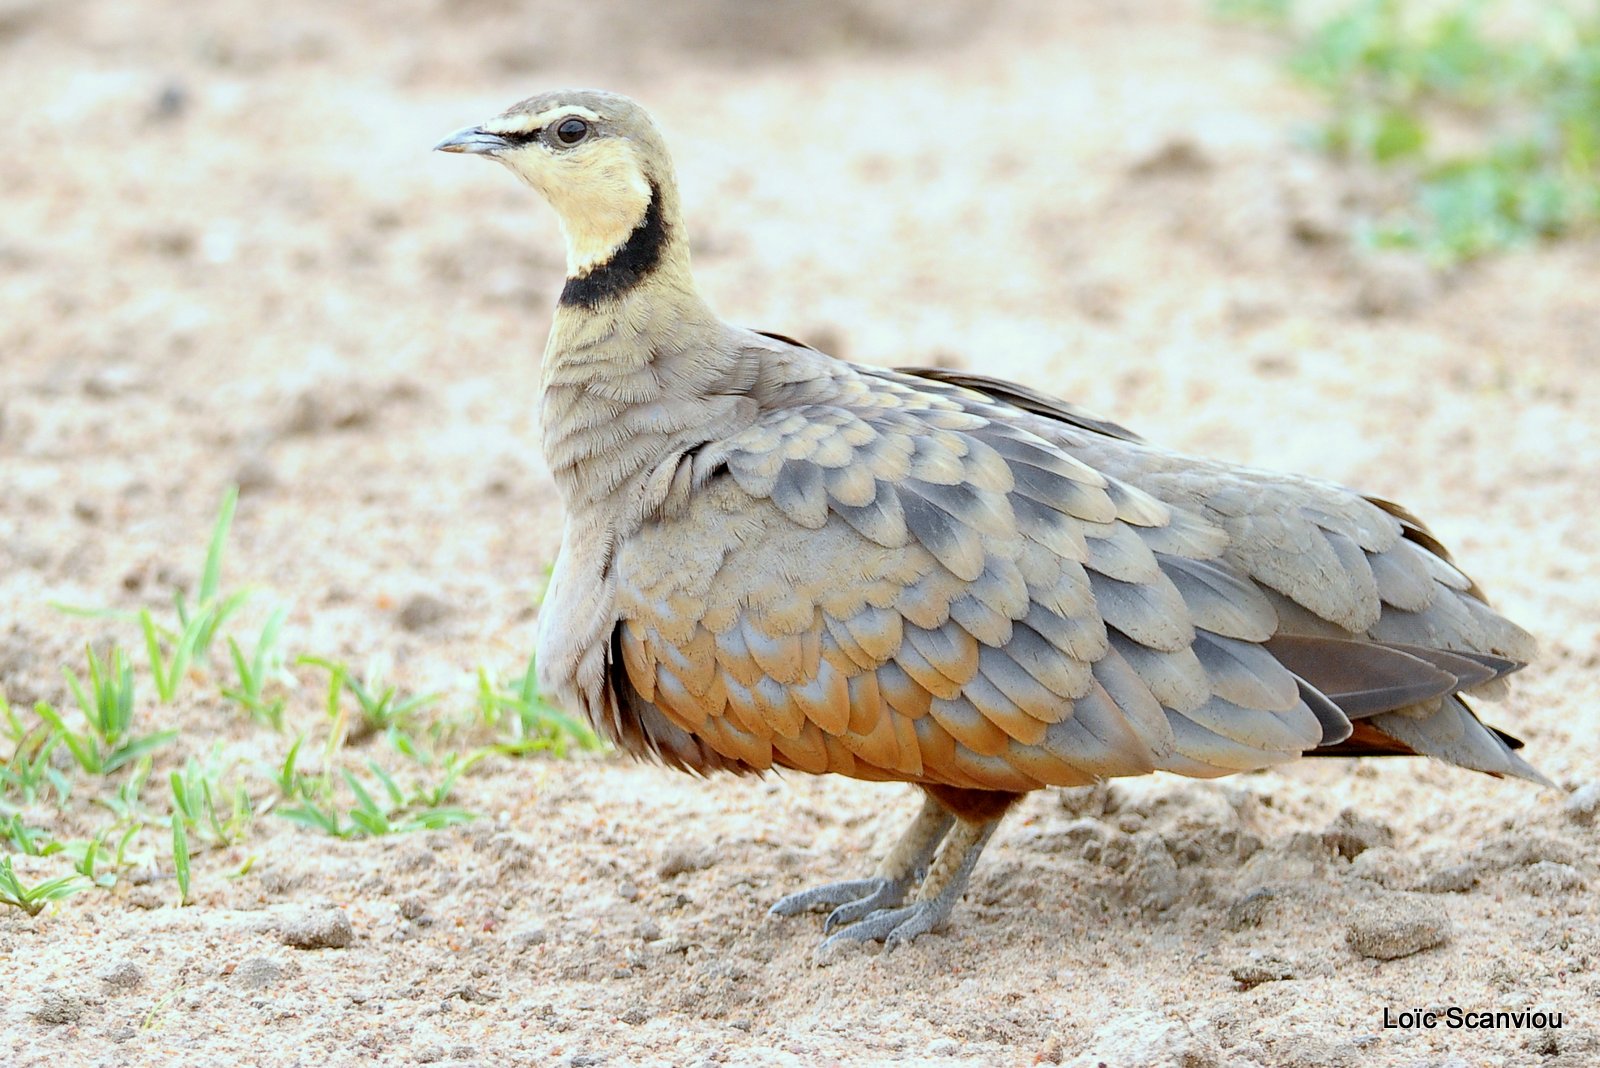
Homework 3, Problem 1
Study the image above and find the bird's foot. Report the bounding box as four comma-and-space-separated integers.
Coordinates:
768, 875, 911, 932
815, 896, 954, 958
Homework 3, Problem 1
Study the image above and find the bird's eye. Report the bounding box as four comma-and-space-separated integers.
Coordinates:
552, 117, 590, 147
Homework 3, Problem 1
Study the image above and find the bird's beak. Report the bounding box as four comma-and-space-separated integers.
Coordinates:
433, 126, 511, 155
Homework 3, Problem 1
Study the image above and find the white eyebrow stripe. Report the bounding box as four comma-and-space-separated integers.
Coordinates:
485, 105, 602, 135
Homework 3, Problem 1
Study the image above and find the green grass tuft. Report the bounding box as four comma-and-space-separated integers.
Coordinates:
1224, 0, 1600, 263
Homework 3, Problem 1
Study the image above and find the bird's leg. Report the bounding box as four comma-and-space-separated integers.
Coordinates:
816, 815, 1000, 954
807, 785, 1020, 954
769, 794, 953, 931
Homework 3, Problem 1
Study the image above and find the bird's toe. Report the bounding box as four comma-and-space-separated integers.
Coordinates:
769, 877, 893, 919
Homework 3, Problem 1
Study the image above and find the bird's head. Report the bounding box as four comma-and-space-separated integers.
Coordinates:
435, 89, 679, 280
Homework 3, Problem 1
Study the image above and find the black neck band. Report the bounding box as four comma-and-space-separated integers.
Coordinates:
559, 181, 668, 308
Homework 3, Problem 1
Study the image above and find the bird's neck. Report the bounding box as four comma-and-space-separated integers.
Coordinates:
538, 191, 748, 516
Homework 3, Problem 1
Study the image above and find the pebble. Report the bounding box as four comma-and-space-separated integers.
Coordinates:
1053, 818, 1113, 861
1564, 782, 1600, 826
1514, 861, 1587, 897
656, 842, 716, 879
510, 927, 549, 950
1352, 251, 1438, 317
82, 364, 146, 398
1348, 846, 1414, 888
1345, 895, 1452, 960
1414, 862, 1480, 894
31, 989, 84, 1026
101, 961, 145, 992
233, 957, 283, 990
1230, 952, 1298, 989
280, 907, 354, 949
1130, 834, 1181, 911
398, 592, 453, 632
233, 453, 278, 495
1322, 810, 1394, 859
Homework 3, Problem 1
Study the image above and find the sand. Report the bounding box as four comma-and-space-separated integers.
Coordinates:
1, 1, 1596, 1065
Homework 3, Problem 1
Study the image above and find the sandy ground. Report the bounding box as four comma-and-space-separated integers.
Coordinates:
2, 0, 1598, 1065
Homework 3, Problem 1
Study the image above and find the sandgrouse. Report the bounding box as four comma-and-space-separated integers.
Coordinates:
436, 90, 1547, 952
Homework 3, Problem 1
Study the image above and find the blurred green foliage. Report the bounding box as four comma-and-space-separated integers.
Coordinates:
1223, 0, 1600, 262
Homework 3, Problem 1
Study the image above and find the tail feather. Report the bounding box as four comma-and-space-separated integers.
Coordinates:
1265, 634, 1549, 787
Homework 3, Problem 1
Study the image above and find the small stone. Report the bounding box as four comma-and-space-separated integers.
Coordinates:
618, 880, 639, 902
1564, 783, 1600, 826
620, 1005, 650, 1025
126, 886, 164, 910
397, 592, 453, 632
391, 847, 436, 873
633, 918, 662, 941
569, 1053, 608, 1067
101, 961, 145, 992
1130, 834, 1181, 911
511, 927, 548, 950
1057, 783, 1116, 817
1415, 862, 1480, 894
1230, 953, 1298, 989
656, 842, 715, 879
1053, 818, 1113, 861
1323, 810, 1394, 859
233, 453, 278, 494
1353, 251, 1438, 317
151, 82, 188, 121
234, 957, 283, 990
1514, 861, 1587, 897
31, 989, 83, 1026
1127, 135, 1212, 178
398, 895, 428, 920
928, 1038, 959, 1056
280, 907, 354, 949
83, 364, 146, 398
1349, 846, 1414, 888
281, 387, 376, 435
1345, 895, 1452, 960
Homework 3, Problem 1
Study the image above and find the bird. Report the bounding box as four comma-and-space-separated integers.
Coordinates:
435, 89, 1548, 953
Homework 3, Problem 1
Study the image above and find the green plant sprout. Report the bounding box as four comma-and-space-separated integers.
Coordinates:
142, 487, 252, 702
169, 753, 254, 847
221, 605, 290, 730
36, 646, 176, 775
277, 759, 475, 838
95, 756, 154, 824
171, 817, 191, 906
0, 855, 88, 916
300, 655, 441, 742
475, 651, 600, 757
0, 721, 73, 806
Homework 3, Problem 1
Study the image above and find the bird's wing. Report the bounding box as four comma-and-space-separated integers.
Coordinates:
916, 369, 1544, 781
894, 366, 1147, 444
605, 354, 1538, 792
